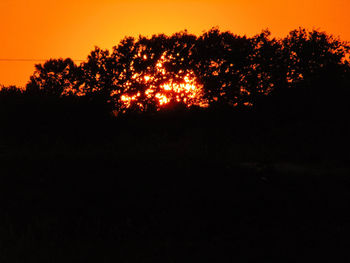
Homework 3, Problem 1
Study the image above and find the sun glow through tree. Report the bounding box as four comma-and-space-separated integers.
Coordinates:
119, 52, 206, 111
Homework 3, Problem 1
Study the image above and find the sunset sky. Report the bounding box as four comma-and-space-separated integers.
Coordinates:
1, 0, 349, 87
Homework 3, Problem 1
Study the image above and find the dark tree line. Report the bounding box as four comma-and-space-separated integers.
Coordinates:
2, 27, 350, 117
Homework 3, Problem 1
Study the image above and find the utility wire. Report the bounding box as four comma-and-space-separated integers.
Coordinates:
0, 58, 85, 62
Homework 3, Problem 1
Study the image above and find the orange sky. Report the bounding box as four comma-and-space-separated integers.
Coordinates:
1, 0, 349, 87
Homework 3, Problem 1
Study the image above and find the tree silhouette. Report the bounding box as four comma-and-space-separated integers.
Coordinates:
257, 28, 350, 119
108, 32, 205, 113
243, 30, 288, 104
23, 28, 350, 116
193, 28, 253, 106
26, 58, 79, 97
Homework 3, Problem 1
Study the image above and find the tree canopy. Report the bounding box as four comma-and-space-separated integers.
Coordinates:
23, 27, 350, 115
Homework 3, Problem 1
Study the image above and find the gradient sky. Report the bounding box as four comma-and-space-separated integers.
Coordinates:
1, 0, 349, 87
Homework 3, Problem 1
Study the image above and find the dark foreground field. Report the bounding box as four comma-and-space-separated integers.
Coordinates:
1, 109, 350, 262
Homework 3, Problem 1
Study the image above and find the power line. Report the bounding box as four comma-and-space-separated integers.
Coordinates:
0, 58, 85, 62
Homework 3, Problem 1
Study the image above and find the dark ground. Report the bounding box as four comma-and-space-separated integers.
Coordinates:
1, 107, 350, 262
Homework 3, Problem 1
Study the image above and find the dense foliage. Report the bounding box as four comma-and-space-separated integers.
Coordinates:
9, 27, 347, 116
